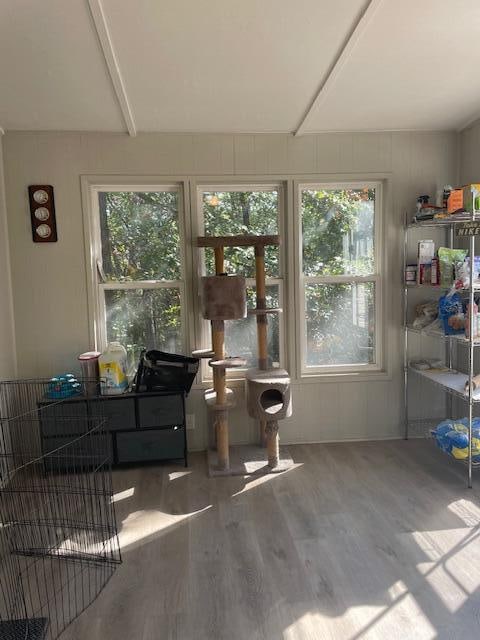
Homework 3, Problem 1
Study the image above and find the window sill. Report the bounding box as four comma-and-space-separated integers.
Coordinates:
190, 367, 391, 390
192, 376, 250, 390
296, 368, 391, 384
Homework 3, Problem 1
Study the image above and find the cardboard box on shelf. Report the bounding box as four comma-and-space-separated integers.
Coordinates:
417, 240, 435, 284
447, 184, 480, 214
418, 240, 435, 262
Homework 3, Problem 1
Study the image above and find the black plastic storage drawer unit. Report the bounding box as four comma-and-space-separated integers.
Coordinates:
90, 397, 136, 431
137, 394, 184, 428
116, 427, 184, 463
38, 390, 187, 467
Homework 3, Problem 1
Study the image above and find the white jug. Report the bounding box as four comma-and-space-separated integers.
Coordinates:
99, 342, 128, 395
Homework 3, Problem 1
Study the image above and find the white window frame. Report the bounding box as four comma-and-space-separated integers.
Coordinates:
81, 178, 188, 355
297, 180, 384, 377
194, 182, 286, 381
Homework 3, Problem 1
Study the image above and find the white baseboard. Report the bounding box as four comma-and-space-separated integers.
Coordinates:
186, 432, 409, 453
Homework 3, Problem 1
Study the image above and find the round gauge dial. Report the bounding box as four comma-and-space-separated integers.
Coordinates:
36, 224, 51, 239
34, 207, 49, 221
33, 189, 49, 204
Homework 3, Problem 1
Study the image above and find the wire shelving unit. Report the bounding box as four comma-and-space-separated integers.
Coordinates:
404, 211, 480, 487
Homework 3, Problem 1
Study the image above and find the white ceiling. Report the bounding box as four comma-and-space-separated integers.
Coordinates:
303, 0, 480, 133
0, 1, 124, 131
0, 0, 479, 135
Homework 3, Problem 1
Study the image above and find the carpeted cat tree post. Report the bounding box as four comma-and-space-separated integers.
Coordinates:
245, 241, 291, 468
193, 242, 246, 471
195, 235, 293, 476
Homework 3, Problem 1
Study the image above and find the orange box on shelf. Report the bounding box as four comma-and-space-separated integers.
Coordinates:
447, 184, 480, 214
447, 189, 464, 213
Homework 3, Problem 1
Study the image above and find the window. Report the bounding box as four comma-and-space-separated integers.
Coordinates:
197, 185, 284, 373
90, 186, 185, 369
299, 182, 382, 374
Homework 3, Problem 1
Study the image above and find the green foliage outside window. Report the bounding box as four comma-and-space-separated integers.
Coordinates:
302, 188, 375, 276
100, 191, 181, 281
99, 191, 182, 366
202, 191, 280, 365
203, 191, 279, 277
301, 188, 376, 367
97, 187, 377, 371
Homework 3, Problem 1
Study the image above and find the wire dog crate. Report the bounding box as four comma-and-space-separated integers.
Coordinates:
0, 379, 121, 640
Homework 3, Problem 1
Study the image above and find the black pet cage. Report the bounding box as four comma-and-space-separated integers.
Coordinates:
0, 379, 121, 640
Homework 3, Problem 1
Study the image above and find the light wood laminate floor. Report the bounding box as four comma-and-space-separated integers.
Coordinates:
62, 440, 480, 640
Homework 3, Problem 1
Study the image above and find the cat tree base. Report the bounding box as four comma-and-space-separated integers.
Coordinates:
206, 444, 295, 477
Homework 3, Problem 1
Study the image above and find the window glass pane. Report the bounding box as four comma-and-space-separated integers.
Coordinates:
99, 191, 181, 281
305, 282, 375, 367
202, 190, 279, 277
302, 187, 375, 276
217, 285, 280, 371
104, 288, 182, 368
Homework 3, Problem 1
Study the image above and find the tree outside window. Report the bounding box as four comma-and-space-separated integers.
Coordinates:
301, 185, 379, 371
97, 189, 184, 369
200, 187, 283, 370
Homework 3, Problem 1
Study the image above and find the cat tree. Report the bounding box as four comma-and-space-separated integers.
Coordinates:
193, 242, 247, 470
194, 235, 292, 475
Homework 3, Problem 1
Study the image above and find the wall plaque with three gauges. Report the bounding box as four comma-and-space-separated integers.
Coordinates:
28, 185, 58, 242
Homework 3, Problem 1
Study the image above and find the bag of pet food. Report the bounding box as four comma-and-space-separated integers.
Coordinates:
438, 292, 464, 335
438, 248, 468, 287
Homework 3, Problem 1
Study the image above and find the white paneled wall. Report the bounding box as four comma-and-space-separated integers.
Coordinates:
459, 119, 480, 184
2, 131, 457, 449
0, 138, 16, 379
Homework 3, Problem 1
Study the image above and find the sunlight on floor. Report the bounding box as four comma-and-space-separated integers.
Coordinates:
168, 470, 192, 481
295, 524, 480, 640
230, 464, 303, 498
346, 596, 436, 640
282, 610, 328, 640
413, 526, 480, 614
111, 486, 135, 503
282, 600, 437, 640
448, 498, 480, 527
423, 564, 468, 612
364, 594, 437, 640
387, 579, 408, 599
118, 504, 212, 551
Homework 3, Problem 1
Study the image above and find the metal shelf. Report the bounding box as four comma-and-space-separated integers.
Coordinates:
405, 284, 480, 291
427, 427, 480, 468
444, 452, 480, 468
404, 207, 479, 487
408, 419, 480, 466
407, 418, 441, 438
408, 215, 480, 228
408, 366, 480, 402
407, 325, 480, 346
404, 283, 443, 290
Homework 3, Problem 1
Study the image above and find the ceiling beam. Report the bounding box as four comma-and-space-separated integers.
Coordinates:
457, 112, 480, 133
87, 0, 137, 136
294, 0, 384, 137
